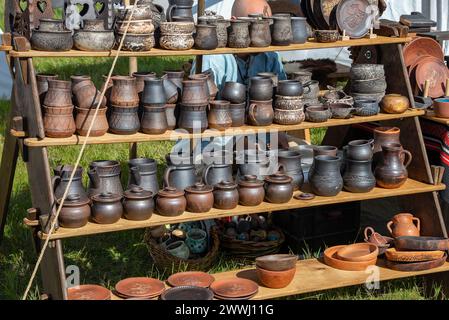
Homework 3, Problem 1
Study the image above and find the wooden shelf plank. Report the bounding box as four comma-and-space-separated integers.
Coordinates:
421, 110, 449, 126
9, 36, 410, 58
39, 179, 445, 240
24, 109, 424, 147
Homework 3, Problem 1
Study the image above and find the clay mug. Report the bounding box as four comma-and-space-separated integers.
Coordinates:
387, 213, 420, 238
247, 100, 274, 126
364, 227, 389, 246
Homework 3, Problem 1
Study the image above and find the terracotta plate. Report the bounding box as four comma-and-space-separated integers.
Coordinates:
323, 245, 377, 271
214, 292, 258, 300
210, 278, 259, 299
336, 0, 372, 38
385, 248, 445, 263
115, 277, 165, 298
403, 37, 444, 67
415, 56, 449, 98
386, 253, 447, 272
167, 272, 215, 288
160, 286, 214, 300
67, 285, 111, 300
395, 236, 449, 251
336, 243, 379, 262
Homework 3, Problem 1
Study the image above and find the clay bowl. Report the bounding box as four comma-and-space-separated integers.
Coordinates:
328, 103, 354, 119
433, 98, 449, 118
256, 266, 296, 289
115, 277, 165, 298
315, 30, 339, 43
115, 19, 155, 34
73, 30, 115, 51
160, 22, 196, 35
115, 33, 155, 51
221, 81, 247, 104
336, 243, 379, 262
380, 94, 410, 114
305, 106, 332, 123
255, 254, 298, 271
31, 30, 73, 51
351, 77, 387, 94
167, 271, 215, 288
323, 245, 377, 271
353, 99, 380, 117
395, 236, 449, 251
351, 64, 385, 80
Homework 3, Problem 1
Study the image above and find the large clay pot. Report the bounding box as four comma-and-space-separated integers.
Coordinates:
185, 183, 214, 213
43, 106, 76, 138
247, 100, 274, 126
44, 80, 72, 107
238, 175, 265, 206
110, 76, 139, 107
208, 100, 232, 131
108, 106, 140, 135
88, 160, 123, 197
346, 139, 374, 161
75, 106, 109, 137
213, 181, 239, 209
271, 15, 293, 46
249, 76, 273, 101
156, 187, 187, 216
343, 159, 376, 193
374, 143, 412, 189
141, 105, 168, 134
91, 192, 123, 224
387, 213, 421, 238
37, 74, 58, 104
164, 154, 197, 191
178, 104, 208, 133
249, 19, 271, 47
53, 165, 88, 202
264, 173, 293, 203
58, 194, 91, 228
194, 24, 218, 50
228, 20, 250, 48
291, 17, 308, 44
128, 157, 159, 195
123, 186, 155, 221
278, 149, 304, 191
181, 80, 209, 106
142, 78, 166, 106
309, 155, 343, 197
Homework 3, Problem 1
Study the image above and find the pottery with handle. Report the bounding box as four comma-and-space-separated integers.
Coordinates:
387, 213, 420, 238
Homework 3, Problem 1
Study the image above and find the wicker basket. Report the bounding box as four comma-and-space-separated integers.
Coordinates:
144, 227, 220, 272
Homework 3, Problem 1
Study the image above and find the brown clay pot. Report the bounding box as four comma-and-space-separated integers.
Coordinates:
58, 194, 91, 228
91, 192, 123, 224
374, 143, 412, 189
110, 76, 139, 106
72, 79, 107, 109
75, 107, 109, 137
181, 80, 209, 106
185, 183, 214, 213
213, 181, 239, 210
156, 187, 187, 216
434, 98, 449, 118
44, 79, 73, 107
37, 74, 58, 104
256, 266, 295, 289
387, 213, 420, 238
247, 100, 274, 126
238, 175, 265, 206
43, 106, 76, 138
189, 73, 218, 101
208, 100, 232, 131
264, 173, 293, 204
123, 186, 155, 221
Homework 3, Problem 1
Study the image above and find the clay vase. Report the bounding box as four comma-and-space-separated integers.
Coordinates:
208, 100, 232, 131
346, 139, 374, 161
249, 76, 273, 101
75, 106, 109, 137
309, 155, 343, 197
213, 18, 230, 48
178, 104, 208, 133
271, 15, 293, 46
247, 100, 274, 126
91, 192, 123, 224
228, 20, 251, 48
128, 157, 159, 195
142, 78, 167, 106
43, 106, 76, 138
373, 127, 401, 164
238, 175, 265, 206
88, 160, 123, 197
141, 105, 168, 134
250, 19, 271, 47
291, 17, 308, 44
213, 181, 239, 210
53, 165, 88, 202
37, 74, 58, 104
165, 104, 177, 129
123, 186, 155, 221
156, 187, 187, 217
343, 159, 376, 193
44, 80, 73, 107
110, 76, 139, 107
108, 106, 140, 135
194, 24, 218, 50
264, 173, 293, 204
181, 80, 209, 106
185, 183, 214, 213
387, 213, 421, 238
374, 143, 412, 189
58, 194, 91, 228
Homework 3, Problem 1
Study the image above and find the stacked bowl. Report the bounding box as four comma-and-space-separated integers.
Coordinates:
115, 5, 155, 51
255, 254, 298, 289
160, 22, 195, 50
274, 80, 305, 125
350, 64, 387, 103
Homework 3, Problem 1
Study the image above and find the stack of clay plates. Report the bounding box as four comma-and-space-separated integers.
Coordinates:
67, 284, 112, 300
210, 278, 259, 300
324, 243, 378, 271
114, 277, 165, 300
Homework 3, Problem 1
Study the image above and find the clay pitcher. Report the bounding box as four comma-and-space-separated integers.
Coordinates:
44, 79, 73, 107
53, 165, 88, 202
128, 158, 160, 195
387, 213, 420, 238
374, 143, 412, 189
88, 160, 123, 197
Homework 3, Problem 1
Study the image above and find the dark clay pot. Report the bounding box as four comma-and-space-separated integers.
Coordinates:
164, 154, 197, 191
343, 159, 376, 193
128, 158, 159, 195
91, 192, 123, 224
221, 81, 247, 104
123, 186, 155, 221
203, 162, 234, 187
212, 18, 230, 48
181, 80, 209, 106
271, 15, 293, 46
44, 79, 72, 107
142, 78, 166, 106
346, 139, 374, 161
75, 106, 109, 137
247, 100, 274, 126
213, 181, 239, 209
291, 17, 308, 44
250, 19, 272, 47
164, 70, 185, 92
278, 149, 304, 191
208, 100, 232, 131
132, 71, 157, 94
229, 102, 246, 127
162, 77, 179, 104
57, 194, 91, 228
109, 106, 140, 135
178, 104, 208, 133
185, 183, 214, 213
309, 155, 343, 197
141, 105, 168, 134
72, 78, 107, 109
238, 175, 265, 206
228, 20, 250, 48
156, 187, 187, 216
375, 143, 412, 189
37, 74, 58, 105
249, 76, 273, 101
264, 173, 293, 204
194, 24, 218, 50
110, 76, 139, 107
53, 165, 88, 202
277, 80, 303, 97
88, 160, 123, 197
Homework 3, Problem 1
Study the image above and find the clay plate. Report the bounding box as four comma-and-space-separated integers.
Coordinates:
385, 253, 447, 272
395, 236, 449, 251
115, 277, 165, 298
403, 37, 444, 67
67, 284, 111, 300
336, 0, 372, 39
336, 243, 379, 262
210, 278, 259, 299
385, 248, 445, 263
160, 286, 214, 300
415, 56, 449, 98
214, 292, 258, 300
167, 272, 215, 288
323, 245, 377, 271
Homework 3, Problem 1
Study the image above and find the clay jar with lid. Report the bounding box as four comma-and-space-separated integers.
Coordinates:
91, 192, 123, 224
185, 183, 214, 213
58, 194, 91, 228
238, 175, 265, 206
213, 181, 239, 210
123, 186, 155, 221
156, 187, 187, 216
264, 173, 293, 204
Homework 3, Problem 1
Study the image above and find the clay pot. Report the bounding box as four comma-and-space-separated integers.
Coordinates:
167, 3, 194, 22
274, 108, 305, 125
53, 165, 88, 202
115, 32, 155, 51
73, 29, 115, 52
188, 73, 218, 101
351, 64, 385, 80
249, 76, 273, 101
123, 186, 155, 221
343, 159, 376, 193
231, 0, 273, 17
31, 30, 73, 51
75, 106, 109, 137
309, 155, 343, 197
277, 80, 303, 97
256, 254, 298, 271
58, 194, 91, 228
110, 76, 139, 107
132, 71, 157, 94
247, 100, 274, 126
315, 29, 339, 43
88, 160, 123, 197
44, 80, 72, 107
164, 155, 198, 191
211, 18, 230, 48
203, 70, 220, 100
258, 72, 278, 89
381, 94, 409, 114
43, 106, 76, 138
108, 106, 140, 135
213, 181, 239, 209
128, 158, 159, 195
374, 143, 412, 189
313, 146, 338, 157
72, 79, 107, 109
228, 20, 251, 48
256, 266, 295, 289
229, 102, 246, 127
354, 99, 380, 117
142, 78, 166, 106
165, 104, 177, 129
181, 80, 209, 106
387, 213, 421, 238
194, 24, 218, 50
271, 15, 293, 46
346, 139, 374, 161
141, 105, 168, 134
305, 106, 332, 123
160, 21, 195, 34
208, 100, 232, 131
117, 4, 154, 21
91, 192, 123, 224
291, 17, 308, 44
178, 104, 208, 133
82, 19, 105, 31
433, 98, 449, 118
275, 95, 304, 110
39, 19, 64, 31
264, 173, 293, 203
186, 228, 208, 254
156, 187, 187, 216
166, 241, 190, 259
185, 183, 214, 213
329, 103, 354, 119
278, 149, 304, 190
203, 161, 234, 187
249, 19, 271, 47
115, 19, 155, 34
238, 175, 265, 206
37, 74, 58, 104
221, 82, 247, 104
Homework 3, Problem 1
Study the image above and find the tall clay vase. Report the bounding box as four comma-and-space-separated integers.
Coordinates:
309, 155, 343, 197
228, 20, 250, 48
271, 15, 293, 46
250, 19, 272, 47
88, 160, 123, 197
37, 74, 58, 105
141, 105, 168, 134
110, 76, 139, 106
291, 17, 308, 44
75, 106, 109, 137
44, 80, 73, 107
343, 159, 376, 193
43, 106, 76, 138
374, 143, 412, 189
387, 213, 420, 238
53, 165, 88, 202
194, 24, 218, 50
208, 100, 232, 131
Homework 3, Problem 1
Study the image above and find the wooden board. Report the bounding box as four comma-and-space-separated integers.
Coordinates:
39, 179, 445, 240
9, 36, 411, 58
111, 259, 449, 300
421, 111, 449, 126
24, 110, 424, 147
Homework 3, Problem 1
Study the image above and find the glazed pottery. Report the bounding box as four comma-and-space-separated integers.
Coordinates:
309, 155, 343, 197
354, 99, 380, 116
291, 17, 308, 44
39, 19, 64, 32
277, 80, 303, 97
53, 165, 88, 202
181, 80, 209, 105
336, 243, 379, 262
343, 159, 376, 193
247, 100, 274, 126
73, 29, 115, 51
203, 162, 233, 187
72, 79, 107, 109
161, 286, 214, 300
315, 30, 339, 43
346, 139, 374, 161
164, 155, 197, 191
292, 71, 312, 84
351, 64, 385, 80
91, 192, 123, 224
75, 107, 109, 137
249, 76, 273, 101
44, 79, 72, 107
274, 108, 305, 125
249, 19, 272, 47
264, 173, 293, 203
394, 236, 449, 251
278, 149, 304, 190
305, 106, 332, 123
228, 20, 251, 48
194, 24, 218, 50
115, 33, 155, 51
142, 78, 166, 106
88, 160, 123, 197
213, 181, 239, 210
381, 94, 410, 114
167, 271, 215, 288
165, 104, 177, 129
57, 194, 91, 228
208, 100, 232, 131
178, 104, 208, 133
123, 186, 154, 221
156, 187, 187, 216
31, 30, 73, 51
185, 183, 214, 213
385, 248, 445, 263
108, 106, 140, 135
374, 143, 412, 189
329, 103, 354, 119
323, 245, 377, 271
43, 106, 76, 138
128, 158, 159, 194
256, 266, 295, 289
115, 19, 155, 34
185, 228, 208, 254
238, 175, 265, 206
37, 74, 58, 104
275, 95, 304, 110
433, 98, 449, 118
255, 254, 298, 271
351, 77, 387, 94
67, 285, 111, 300
221, 82, 246, 104
141, 105, 168, 134
132, 72, 157, 94
271, 15, 293, 46
229, 102, 246, 127
387, 213, 420, 238
110, 76, 139, 107
160, 34, 194, 50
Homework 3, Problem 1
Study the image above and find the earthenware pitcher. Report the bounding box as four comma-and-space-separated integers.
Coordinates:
203, 162, 234, 187
142, 78, 166, 106
128, 158, 159, 195
387, 213, 421, 238
88, 160, 123, 197
278, 150, 304, 190
374, 143, 412, 189
309, 155, 343, 197
53, 165, 88, 202
44, 79, 72, 107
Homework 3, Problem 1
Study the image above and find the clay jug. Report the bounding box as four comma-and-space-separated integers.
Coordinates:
53, 165, 88, 202
128, 158, 160, 195
309, 155, 343, 197
88, 160, 123, 197
374, 143, 412, 189
164, 153, 198, 191
247, 100, 274, 126
37, 74, 58, 104
387, 213, 420, 238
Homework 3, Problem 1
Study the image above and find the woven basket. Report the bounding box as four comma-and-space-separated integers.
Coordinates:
144, 227, 220, 272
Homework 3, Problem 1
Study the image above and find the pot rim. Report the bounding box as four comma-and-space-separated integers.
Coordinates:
214, 181, 237, 190
238, 175, 264, 187
124, 186, 154, 199
158, 187, 185, 198
265, 173, 293, 184
91, 192, 123, 203
314, 155, 341, 162
185, 183, 214, 194
90, 160, 120, 169
33, 29, 72, 35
